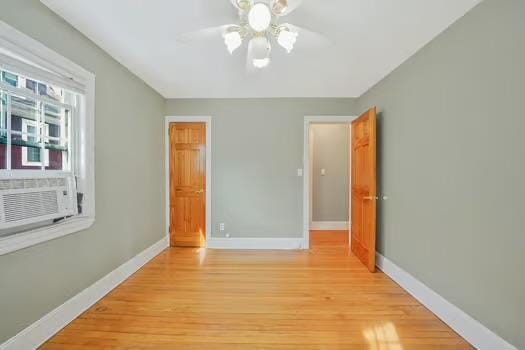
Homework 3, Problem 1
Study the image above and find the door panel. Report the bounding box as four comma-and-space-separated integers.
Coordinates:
351, 108, 377, 272
169, 123, 206, 247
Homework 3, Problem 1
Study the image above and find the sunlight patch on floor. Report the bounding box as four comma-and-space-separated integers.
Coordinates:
363, 322, 403, 350
196, 247, 207, 265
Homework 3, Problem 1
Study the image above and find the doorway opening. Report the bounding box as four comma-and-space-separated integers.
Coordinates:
304, 118, 354, 250
303, 110, 378, 272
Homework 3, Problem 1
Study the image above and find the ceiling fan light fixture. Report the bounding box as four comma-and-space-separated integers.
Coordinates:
182, 0, 311, 69
251, 36, 271, 57
277, 27, 298, 53
236, 0, 252, 11
250, 36, 271, 68
223, 28, 243, 54
271, 0, 288, 16
248, 3, 272, 32
253, 57, 270, 68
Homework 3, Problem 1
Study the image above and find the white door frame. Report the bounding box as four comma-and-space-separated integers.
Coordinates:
303, 116, 357, 249
165, 116, 212, 246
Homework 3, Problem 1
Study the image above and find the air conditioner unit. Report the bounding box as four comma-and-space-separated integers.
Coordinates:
0, 174, 78, 230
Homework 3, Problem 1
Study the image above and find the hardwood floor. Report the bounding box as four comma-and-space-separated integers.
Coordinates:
310, 230, 349, 247
42, 231, 472, 349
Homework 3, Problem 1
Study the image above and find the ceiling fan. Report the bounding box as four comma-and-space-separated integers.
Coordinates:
178, 0, 325, 69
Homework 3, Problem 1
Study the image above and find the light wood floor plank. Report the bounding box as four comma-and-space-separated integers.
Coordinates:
41, 231, 472, 349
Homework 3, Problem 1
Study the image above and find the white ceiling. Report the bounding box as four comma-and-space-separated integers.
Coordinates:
42, 0, 481, 98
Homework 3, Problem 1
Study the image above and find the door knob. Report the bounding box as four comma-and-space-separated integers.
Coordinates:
195, 189, 204, 194
364, 196, 378, 200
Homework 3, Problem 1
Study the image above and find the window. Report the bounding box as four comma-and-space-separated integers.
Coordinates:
21, 119, 50, 167
0, 70, 72, 170
0, 20, 95, 255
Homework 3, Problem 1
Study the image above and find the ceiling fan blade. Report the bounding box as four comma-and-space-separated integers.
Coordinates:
285, 23, 332, 49
176, 25, 230, 44
273, 0, 304, 16
230, 0, 253, 11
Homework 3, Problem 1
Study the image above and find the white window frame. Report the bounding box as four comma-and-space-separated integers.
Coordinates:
0, 20, 96, 256
21, 119, 50, 167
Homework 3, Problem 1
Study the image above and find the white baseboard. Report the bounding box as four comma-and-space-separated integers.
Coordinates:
207, 237, 303, 250
0, 236, 169, 350
310, 221, 349, 230
376, 253, 516, 350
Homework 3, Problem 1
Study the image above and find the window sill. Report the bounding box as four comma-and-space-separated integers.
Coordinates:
0, 216, 94, 256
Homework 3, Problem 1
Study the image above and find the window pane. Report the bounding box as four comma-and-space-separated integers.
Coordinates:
0, 91, 6, 131
25, 78, 37, 94
11, 145, 43, 170
0, 70, 72, 172
11, 95, 38, 132
0, 92, 6, 169
43, 103, 68, 171
10, 94, 40, 169
27, 147, 40, 162
44, 104, 68, 142
25, 125, 40, 163
2, 71, 18, 87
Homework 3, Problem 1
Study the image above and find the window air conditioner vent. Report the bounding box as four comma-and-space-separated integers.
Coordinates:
3, 191, 58, 222
0, 177, 67, 191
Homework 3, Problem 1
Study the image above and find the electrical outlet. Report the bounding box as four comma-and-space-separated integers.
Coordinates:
219, 223, 225, 232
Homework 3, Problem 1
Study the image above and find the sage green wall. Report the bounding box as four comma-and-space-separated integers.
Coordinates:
0, 0, 165, 343
165, 98, 357, 238
357, 0, 524, 347
1, 0, 521, 347
311, 124, 349, 222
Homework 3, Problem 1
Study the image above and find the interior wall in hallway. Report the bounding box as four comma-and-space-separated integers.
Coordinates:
311, 124, 349, 223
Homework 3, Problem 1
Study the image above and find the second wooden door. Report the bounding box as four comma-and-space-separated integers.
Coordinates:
351, 108, 377, 272
169, 123, 206, 247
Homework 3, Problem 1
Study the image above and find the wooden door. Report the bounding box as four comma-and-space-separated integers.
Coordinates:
351, 108, 377, 272
169, 123, 206, 247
